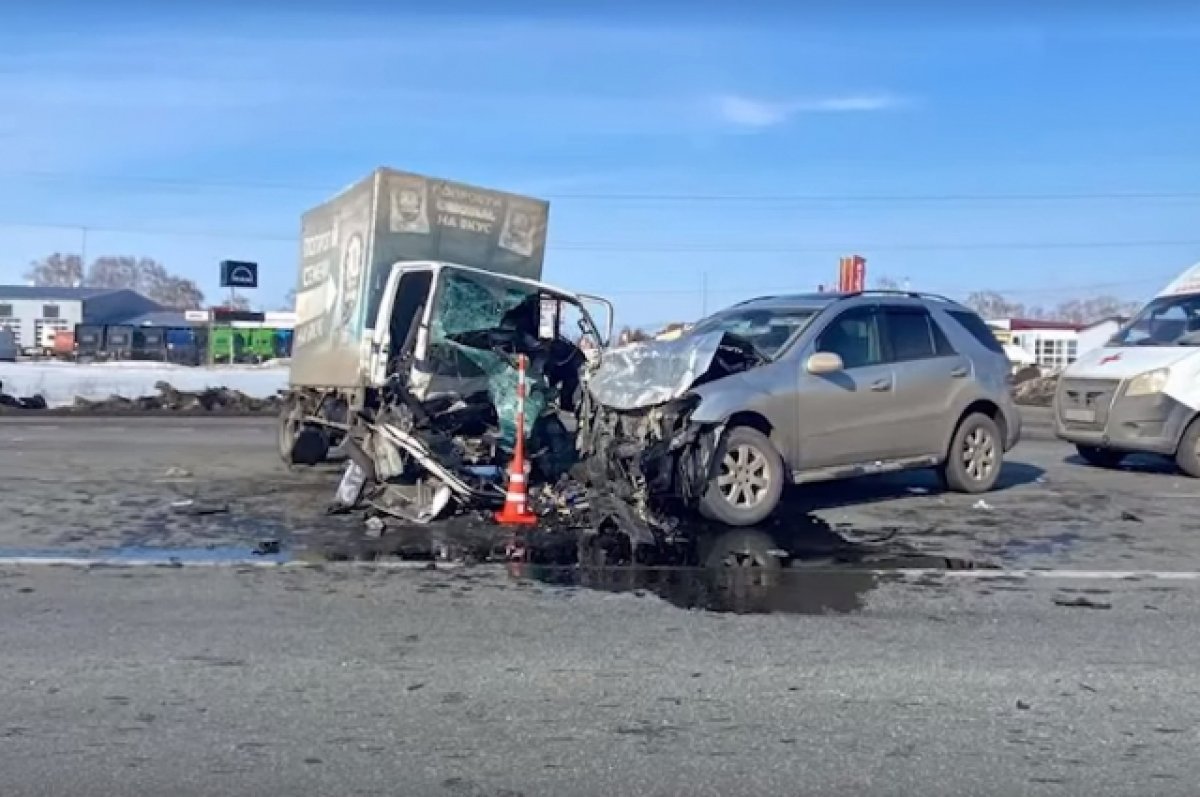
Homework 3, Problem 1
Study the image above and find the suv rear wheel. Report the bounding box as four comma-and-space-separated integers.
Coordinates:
940, 412, 1002, 493
699, 426, 785, 526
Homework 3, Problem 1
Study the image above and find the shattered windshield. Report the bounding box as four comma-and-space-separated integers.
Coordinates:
426, 269, 548, 449
1110, 294, 1200, 346
689, 307, 821, 358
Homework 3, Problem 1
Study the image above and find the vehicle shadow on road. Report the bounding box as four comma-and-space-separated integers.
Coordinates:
781, 460, 1046, 513
1063, 454, 1178, 476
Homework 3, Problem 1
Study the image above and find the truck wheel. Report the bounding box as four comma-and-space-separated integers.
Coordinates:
1175, 417, 1200, 477
940, 413, 1002, 493
698, 426, 785, 527
277, 402, 302, 466
1075, 445, 1125, 469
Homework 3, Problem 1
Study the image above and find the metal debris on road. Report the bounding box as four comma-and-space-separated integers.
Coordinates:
253, 539, 282, 556
171, 500, 230, 516
1053, 596, 1113, 610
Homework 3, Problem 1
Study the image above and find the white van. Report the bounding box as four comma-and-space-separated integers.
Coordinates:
1054, 261, 1200, 474
0, 327, 17, 362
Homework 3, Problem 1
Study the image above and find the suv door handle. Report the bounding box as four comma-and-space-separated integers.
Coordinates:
950, 365, 969, 378
870, 378, 892, 391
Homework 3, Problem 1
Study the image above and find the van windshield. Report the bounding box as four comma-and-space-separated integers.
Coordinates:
1111, 294, 1200, 347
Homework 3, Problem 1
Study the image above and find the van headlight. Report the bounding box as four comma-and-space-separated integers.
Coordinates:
1125, 368, 1169, 397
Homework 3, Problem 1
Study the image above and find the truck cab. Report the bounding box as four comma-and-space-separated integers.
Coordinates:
369, 261, 611, 398
1054, 261, 1200, 475
281, 260, 612, 465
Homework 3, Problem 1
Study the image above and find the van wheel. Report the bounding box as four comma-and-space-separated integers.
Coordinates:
941, 413, 1002, 493
698, 426, 785, 526
1076, 445, 1125, 469
1175, 417, 1200, 477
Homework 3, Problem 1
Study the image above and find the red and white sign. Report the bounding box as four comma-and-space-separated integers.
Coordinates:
837, 255, 867, 293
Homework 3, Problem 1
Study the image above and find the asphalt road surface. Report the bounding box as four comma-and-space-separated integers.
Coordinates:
3, 413, 1200, 795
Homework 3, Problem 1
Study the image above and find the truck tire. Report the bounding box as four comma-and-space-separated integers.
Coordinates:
1075, 445, 1125, 469
940, 412, 1003, 493
277, 401, 302, 466
698, 426, 785, 527
1175, 417, 1200, 478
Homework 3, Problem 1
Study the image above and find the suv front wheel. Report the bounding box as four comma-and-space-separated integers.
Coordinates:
699, 426, 785, 526
940, 412, 1003, 493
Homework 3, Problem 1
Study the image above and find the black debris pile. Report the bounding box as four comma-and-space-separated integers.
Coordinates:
70, 381, 283, 414
0, 380, 48, 412
1013, 374, 1058, 406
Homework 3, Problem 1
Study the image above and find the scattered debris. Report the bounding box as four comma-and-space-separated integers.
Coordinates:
1016, 699, 1032, 710
973, 499, 993, 511
364, 517, 387, 539
1120, 510, 1143, 523
1053, 596, 1112, 610
253, 539, 282, 556
171, 500, 229, 516
0, 380, 48, 412
163, 466, 193, 479
1012, 374, 1058, 407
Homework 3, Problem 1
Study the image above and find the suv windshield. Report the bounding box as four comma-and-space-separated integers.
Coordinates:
1110, 294, 1200, 347
689, 307, 820, 358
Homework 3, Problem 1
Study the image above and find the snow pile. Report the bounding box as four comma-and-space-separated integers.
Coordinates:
0, 361, 289, 408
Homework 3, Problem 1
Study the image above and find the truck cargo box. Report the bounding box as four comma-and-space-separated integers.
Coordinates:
291, 168, 550, 389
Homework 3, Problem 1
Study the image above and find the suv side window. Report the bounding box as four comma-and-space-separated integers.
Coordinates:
816, 306, 883, 369
946, 309, 1005, 354
882, 306, 957, 362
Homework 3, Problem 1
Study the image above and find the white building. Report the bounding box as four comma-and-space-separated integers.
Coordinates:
988, 318, 1083, 372
0, 286, 161, 353
1076, 316, 1127, 356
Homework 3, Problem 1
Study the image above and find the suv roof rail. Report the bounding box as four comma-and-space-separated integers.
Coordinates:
842, 289, 960, 305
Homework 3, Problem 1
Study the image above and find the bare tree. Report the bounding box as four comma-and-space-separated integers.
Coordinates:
618, 326, 652, 345
963, 290, 1140, 324
874, 275, 902, 290
24, 253, 84, 287
279, 288, 296, 312
1052, 295, 1141, 325
964, 291, 1027, 319
86, 256, 205, 309
220, 295, 252, 311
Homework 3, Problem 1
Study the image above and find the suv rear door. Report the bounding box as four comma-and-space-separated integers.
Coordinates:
796, 304, 905, 470
879, 304, 971, 458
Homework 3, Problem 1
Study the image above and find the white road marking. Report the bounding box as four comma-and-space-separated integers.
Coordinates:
891, 568, 1200, 581
0, 556, 459, 570
0, 557, 1193, 580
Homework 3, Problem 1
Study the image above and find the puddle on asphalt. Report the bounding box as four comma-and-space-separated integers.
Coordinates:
511, 552, 992, 616
0, 545, 288, 565
0, 509, 1000, 615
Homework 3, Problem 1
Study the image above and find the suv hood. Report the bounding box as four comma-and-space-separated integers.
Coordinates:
586, 331, 763, 410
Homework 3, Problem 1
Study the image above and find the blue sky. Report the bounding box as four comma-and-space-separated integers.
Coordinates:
1, 3, 1200, 328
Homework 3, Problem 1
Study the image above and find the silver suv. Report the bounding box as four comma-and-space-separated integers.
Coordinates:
583, 291, 1022, 527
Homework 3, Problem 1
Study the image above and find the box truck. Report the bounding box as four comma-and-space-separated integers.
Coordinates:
279, 167, 612, 465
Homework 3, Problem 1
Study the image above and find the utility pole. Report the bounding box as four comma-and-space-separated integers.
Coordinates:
700, 271, 709, 318
79, 227, 89, 283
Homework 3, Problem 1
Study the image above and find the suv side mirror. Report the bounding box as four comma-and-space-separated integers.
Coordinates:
806, 351, 844, 374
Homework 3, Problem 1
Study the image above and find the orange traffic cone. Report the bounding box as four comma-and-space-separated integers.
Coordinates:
495, 354, 538, 527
